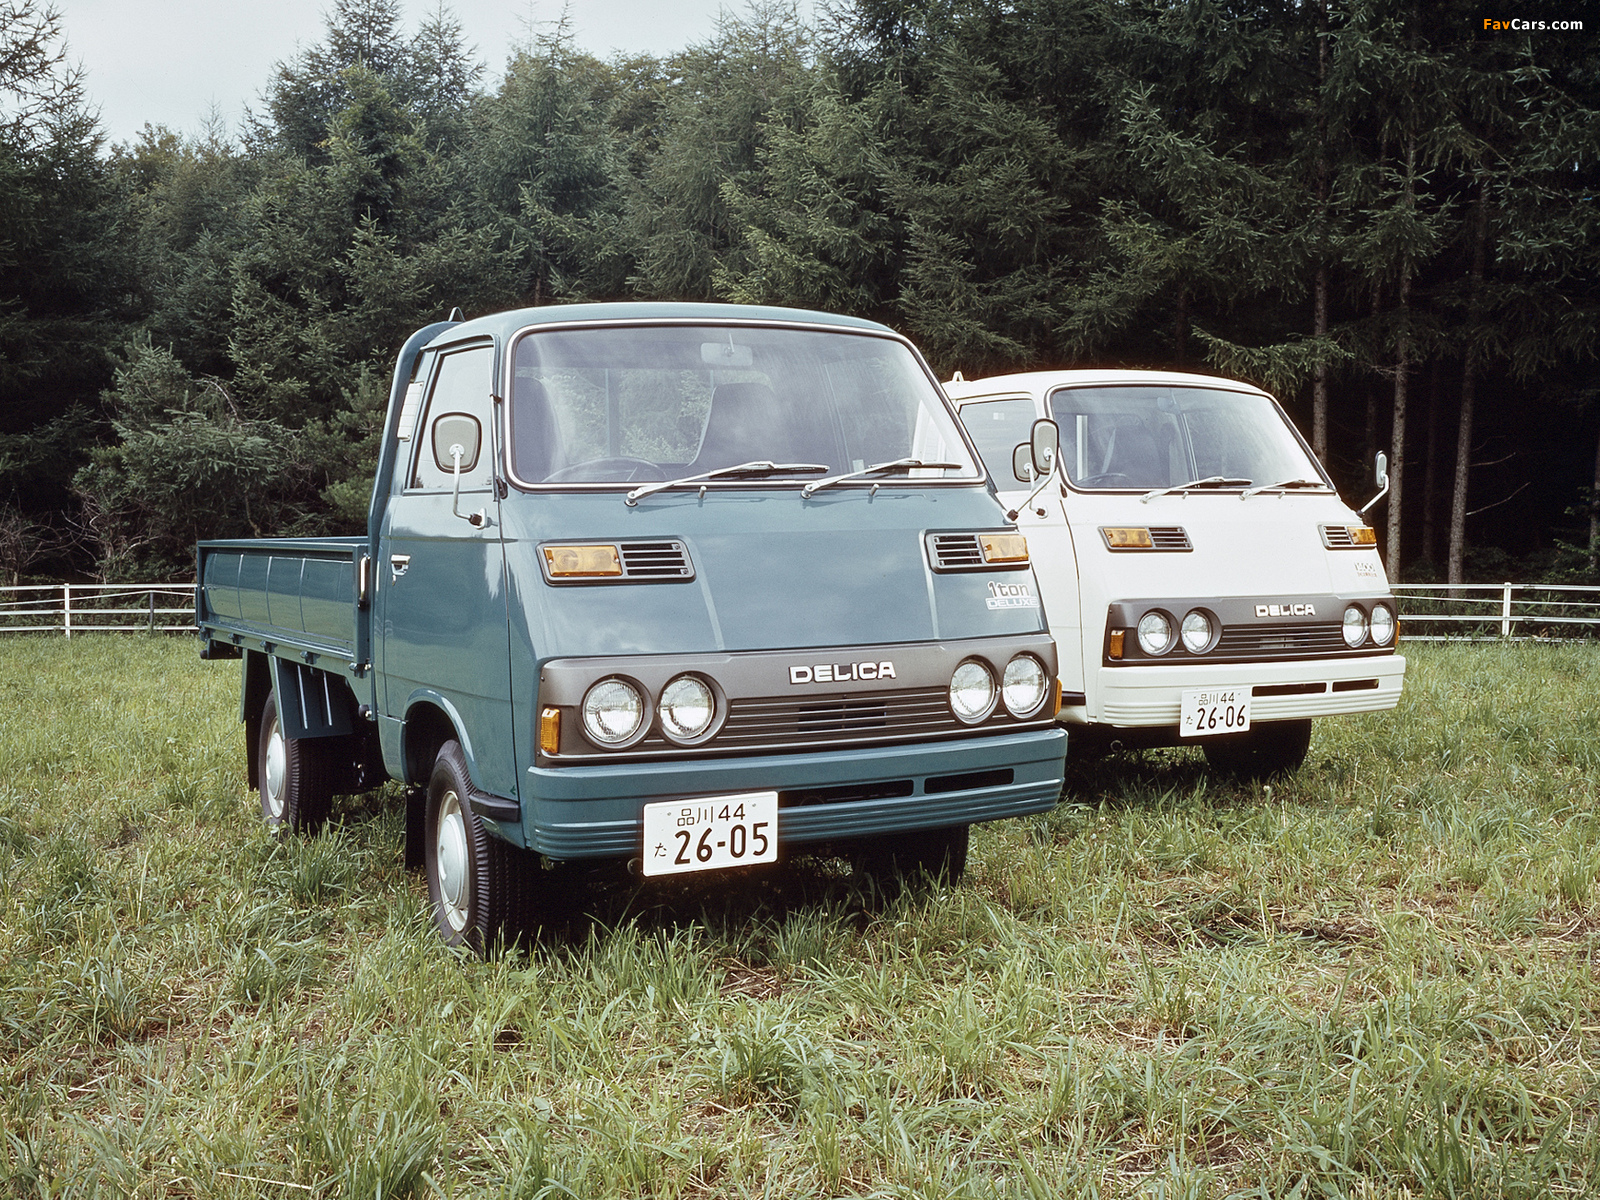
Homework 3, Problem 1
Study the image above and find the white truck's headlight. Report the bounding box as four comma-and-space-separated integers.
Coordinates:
658, 674, 715, 741
1180, 610, 1213, 654
1002, 654, 1048, 717
1137, 611, 1173, 656
1369, 603, 1395, 646
582, 678, 646, 746
1342, 605, 1368, 648
950, 660, 997, 723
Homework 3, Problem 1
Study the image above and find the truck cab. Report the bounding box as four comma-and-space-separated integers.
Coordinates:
947, 369, 1405, 776
199, 304, 1068, 951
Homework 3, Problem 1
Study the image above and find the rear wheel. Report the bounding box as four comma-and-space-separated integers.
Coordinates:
425, 740, 539, 955
1202, 718, 1312, 780
258, 690, 334, 834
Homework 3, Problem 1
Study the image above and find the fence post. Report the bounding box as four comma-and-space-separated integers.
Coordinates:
148, 589, 155, 633
1501, 581, 1514, 639
63, 583, 71, 639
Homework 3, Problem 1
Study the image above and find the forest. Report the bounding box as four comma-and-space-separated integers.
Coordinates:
1, 0, 1596, 585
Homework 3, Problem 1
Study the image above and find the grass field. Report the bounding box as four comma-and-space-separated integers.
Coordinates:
1, 636, 1597, 1198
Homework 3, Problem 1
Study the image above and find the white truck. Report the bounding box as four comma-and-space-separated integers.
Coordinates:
947, 369, 1406, 777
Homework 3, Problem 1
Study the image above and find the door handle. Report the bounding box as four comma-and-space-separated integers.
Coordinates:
389, 554, 411, 582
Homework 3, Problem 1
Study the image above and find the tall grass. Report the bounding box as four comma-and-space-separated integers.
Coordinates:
1, 637, 1596, 1196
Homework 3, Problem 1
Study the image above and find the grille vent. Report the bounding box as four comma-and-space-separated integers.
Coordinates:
1149, 526, 1193, 551
928, 532, 985, 570
618, 541, 693, 579
1321, 525, 1355, 548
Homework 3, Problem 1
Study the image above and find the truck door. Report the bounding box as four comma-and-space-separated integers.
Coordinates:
956, 395, 1085, 699
377, 343, 517, 799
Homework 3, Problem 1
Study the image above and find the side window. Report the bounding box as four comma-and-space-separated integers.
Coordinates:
956, 397, 1037, 483
413, 346, 494, 489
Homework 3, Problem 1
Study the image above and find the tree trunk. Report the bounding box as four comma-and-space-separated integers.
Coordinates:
1386, 134, 1416, 582
1448, 187, 1490, 586
1590, 425, 1600, 575
1422, 357, 1441, 566
1311, 2, 1331, 463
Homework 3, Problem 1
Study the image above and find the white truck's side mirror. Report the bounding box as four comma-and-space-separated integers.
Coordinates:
1006, 418, 1060, 520
1360, 450, 1390, 516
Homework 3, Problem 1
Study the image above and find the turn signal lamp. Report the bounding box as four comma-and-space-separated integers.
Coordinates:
538, 706, 561, 756
1101, 527, 1154, 550
1348, 526, 1378, 546
980, 533, 1029, 564
1108, 629, 1125, 659
543, 544, 622, 577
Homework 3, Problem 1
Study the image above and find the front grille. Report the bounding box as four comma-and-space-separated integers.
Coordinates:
1149, 526, 1192, 551
928, 533, 985, 570
619, 540, 693, 579
1215, 623, 1349, 658
720, 687, 963, 749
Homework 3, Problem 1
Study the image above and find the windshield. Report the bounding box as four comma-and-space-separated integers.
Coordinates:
508, 323, 979, 487
1047, 385, 1325, 492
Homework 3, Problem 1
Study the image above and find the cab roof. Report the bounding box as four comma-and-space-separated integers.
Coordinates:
943, 368, 1275, 402
425, 301, 897, 348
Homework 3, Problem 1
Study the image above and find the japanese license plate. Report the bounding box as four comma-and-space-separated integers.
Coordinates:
1179, 687, 1251, 737
641, 791, 778, 877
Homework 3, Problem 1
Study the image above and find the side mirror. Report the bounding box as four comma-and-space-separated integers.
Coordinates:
1030, 418, 1060, 478
1360, 450, 1391, 516
432, 413, 481, 474
1011, 443, 1037, 484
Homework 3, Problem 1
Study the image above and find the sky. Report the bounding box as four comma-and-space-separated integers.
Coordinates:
55, 0, 780, 148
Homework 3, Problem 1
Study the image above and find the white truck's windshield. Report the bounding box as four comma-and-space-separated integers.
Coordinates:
1047, 385, 1325, 492
507, 324, 978, 488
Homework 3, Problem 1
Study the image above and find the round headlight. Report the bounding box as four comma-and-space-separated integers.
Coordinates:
1137, 611, 1174, 656
659, 674, 715, 741
1342, 605, 1368, 648
1002, 654, 1048, 717
950, 660, 997, 723
581, 678, 645, 746
1369, 603, 1395, 646
1180, 610, 1213, 654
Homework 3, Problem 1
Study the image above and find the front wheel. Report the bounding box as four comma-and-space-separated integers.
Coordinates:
425, 740, 540, 955
1202, 719, 1312, 780
258, 690, 334, 834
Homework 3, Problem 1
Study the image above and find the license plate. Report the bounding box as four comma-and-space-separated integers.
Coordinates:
1179, 688, 1251, 737
641, 792, 778, 877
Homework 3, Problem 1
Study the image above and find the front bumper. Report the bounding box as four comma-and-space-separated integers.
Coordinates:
1085, 654, 1405, 728
521, 726, 1066, 859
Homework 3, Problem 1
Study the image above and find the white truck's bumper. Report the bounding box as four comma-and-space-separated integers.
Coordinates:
1083, 653, 1406, 727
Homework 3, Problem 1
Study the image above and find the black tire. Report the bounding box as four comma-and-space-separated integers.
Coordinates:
1202, 718, 1312, 780
424, 740, 539, 955
856, 824, 970, 893
258, 690, 334, 834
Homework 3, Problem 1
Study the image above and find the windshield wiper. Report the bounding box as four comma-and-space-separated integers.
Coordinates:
1140, 476, 1254, 504
625, 460, 828, 506
800, 458, 964, 498
1240, 478, 1328, 500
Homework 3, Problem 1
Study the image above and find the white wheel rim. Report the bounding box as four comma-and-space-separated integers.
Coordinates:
435, 789, 470, 933
263, 718, 287, 820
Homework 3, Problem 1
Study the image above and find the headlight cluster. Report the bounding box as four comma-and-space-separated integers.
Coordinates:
579, 673, 721, 749
949, 654, 1050, 723
1342, 602, 1395, 648
1131, 608, 1217, 657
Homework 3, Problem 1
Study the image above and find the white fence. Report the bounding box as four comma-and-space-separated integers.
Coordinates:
0, 583, 195, 636
2, 580, 1598, 642
1390, 582, 1600, 641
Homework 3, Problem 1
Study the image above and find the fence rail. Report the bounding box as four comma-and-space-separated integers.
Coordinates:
0, 583, 196, 636
2, 581, 1598, 642
1391, 582, 1600, 641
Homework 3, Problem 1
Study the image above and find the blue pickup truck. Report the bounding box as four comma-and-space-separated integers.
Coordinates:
196, 303, 1067, 951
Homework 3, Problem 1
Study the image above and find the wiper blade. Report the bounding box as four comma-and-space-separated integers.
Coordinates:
625, 460, 828, 506
800, 457, 964, 498
1140, 476, 1253, 504
1240, 478, 1327, 500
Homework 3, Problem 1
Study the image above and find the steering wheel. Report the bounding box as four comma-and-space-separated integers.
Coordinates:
1079, 472, 1134, 488
543, 456, 667, 484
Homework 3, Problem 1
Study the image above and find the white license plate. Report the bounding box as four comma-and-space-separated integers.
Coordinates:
1179, 688, 1251, 737
641, 791, 778, 877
